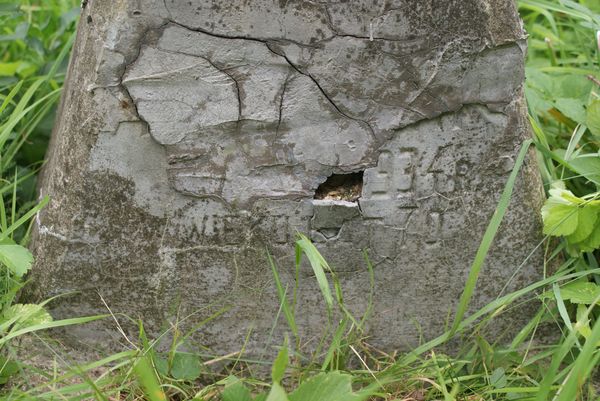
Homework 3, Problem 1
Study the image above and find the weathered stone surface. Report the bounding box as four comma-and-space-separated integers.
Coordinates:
29, 0, 544, 355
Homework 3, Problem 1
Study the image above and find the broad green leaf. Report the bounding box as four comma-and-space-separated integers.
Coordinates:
490, 367, 508, 389
560, 281, 600, 304
265, 383, 289, 401
289, 372, 369, 401
153, 356, 168, 377
587, 100, 600, 137
271, 342, 288, 384
581, 222, 600, 251
566, 206, 598, 243
15, 62, 36, 79
525, 68, 553, 94
170, 352, 202, 381
0, 63, 21, 77
555, 74, 592, 100
524, 86, 553, 116
554, 98, 586, 124
567, 155, 600, 186
0, 355, 18, 385
542, 184, 600, 251
541, 200, 578, 236
222, 377, 252, 401
0, 244, 33, 277
3, 304, 52, 328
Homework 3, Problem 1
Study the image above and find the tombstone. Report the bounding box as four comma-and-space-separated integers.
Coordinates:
29, 0, 544, 354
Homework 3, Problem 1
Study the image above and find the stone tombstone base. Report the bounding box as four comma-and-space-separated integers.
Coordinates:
30, 0, 544, 356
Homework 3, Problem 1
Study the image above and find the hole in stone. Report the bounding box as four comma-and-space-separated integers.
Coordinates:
132, 10, 142, 16
314, 171, 363, 202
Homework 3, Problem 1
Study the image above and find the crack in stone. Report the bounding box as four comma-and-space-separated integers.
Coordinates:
135, 45, 247, 126
166, 19, 320, 50
275, 71, 291, 140
114, 17, 523, 208
161, 0, 172, 20
118, 21, 171, 133
121, 81, 148, 131
122, 60, 211, 83
124, 20, 379, 144
163, 2, 461, 46
119, 19, 522, 149
264, 42, 378, 142
322, 4, 340, 36
391, 100, 511, 135
161, 21, 380, 141
202, 58, 243, 123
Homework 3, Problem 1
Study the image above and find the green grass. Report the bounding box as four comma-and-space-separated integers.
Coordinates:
0, 0, 78, 244
0, 0, 107, 391
0, 0, 599, 400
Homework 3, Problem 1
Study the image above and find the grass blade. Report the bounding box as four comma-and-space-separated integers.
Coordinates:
268, 250, 298, 339
0, 315, 108, 347
450, 139, 533, 335
295, 234, 334, 315
133, 355, 166, 401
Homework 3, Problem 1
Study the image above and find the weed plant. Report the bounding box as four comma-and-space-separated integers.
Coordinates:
0, 0, 105, 390
0, 0, 599, 400
0, 0, 78, 237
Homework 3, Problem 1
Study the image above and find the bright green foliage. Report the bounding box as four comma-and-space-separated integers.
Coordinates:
541, 185, 600, 252
154, 349, 204, 382
0, 241, 33, 278
0, 1, 79, 84
555, 279, 600, 343
586, 99, 600, 136
0, 1, 78, 243
287, 372, 369, 401
134, 356, 168, 401
221, 377, 253, 401
521, 6, 600, 389
264, 383, 289, 401
169, 352, 203, 382
560, 281, 600, 304
258, 371, 370, 401
271, 342, 288, 384
489, 367, 507, 389
521, 0, 600, 197
0, 0, 86, 390
295, 235, 334, 314
0, 355, 18, 385
2, 303, 51, 328
524, 3, 600, 395
562, 151, 600, 187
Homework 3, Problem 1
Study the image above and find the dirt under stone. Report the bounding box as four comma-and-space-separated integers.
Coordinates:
314, 172, 363, 202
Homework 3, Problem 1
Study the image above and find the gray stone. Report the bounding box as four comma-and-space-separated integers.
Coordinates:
29, 0, 544, 356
